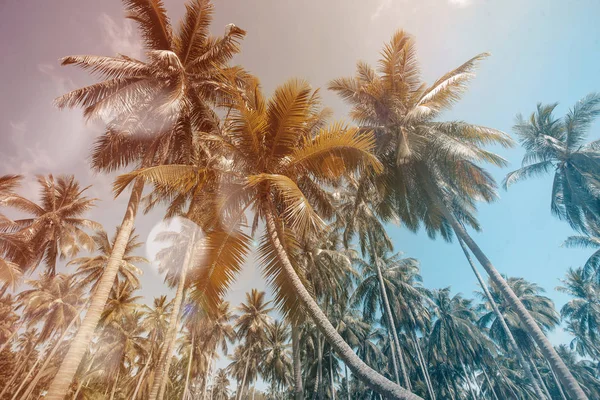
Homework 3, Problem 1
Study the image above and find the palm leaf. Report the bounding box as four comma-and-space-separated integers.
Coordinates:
123, 0, 173, 51
113, 165, 207, 197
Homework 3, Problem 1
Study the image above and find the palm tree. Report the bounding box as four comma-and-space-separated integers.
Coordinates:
352, 250, 419, 389
262, 320, 293, 396
552, 345, 600, 399
331, 30, 586, 399
563, 234, 600, 283
557, 267, 600, 359
116, 76, 419, 399
69, 228, 147, 292
505, 94, 600, 233
211, 368, 231, 400
234, 289, 272, 399
0, 175, 29, 288
45, 2, 246, 397
0, 175, 98, 276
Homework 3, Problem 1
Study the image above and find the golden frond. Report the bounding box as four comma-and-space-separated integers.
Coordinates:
175, 0, 213, 66
123, 0, 173, 51
60, 55, 149, 79
113, 165, 206, 198
0, 258, 23, 290
378, 30, 421, 95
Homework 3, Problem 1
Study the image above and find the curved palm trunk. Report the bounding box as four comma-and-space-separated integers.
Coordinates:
182, 332, 195, 400
375, 261, 411, 389
442, 206, 588, 400
45, 178, 144, 400
202, 349, 215, 399
456, 237, 547, 399
292, 322, 304, 400
264, 210, 422, 400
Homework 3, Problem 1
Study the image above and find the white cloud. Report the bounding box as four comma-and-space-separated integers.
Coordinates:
371, 0, 393, 21
448, 0, 472, 7
98, 13, 143, 59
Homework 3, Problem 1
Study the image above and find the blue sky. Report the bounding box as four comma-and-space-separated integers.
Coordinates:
1, 0, 600, 356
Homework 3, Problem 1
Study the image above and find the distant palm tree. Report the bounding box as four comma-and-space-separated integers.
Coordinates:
211, 368, 231, 400
557, 267, 600, 360
0, 175, 28, 288
505, 94, 600, 233
563, 234, 600, 283
262, 320, 293, 395
552, 345, 600, 399
69, 228, 147, 292
0, 175, 98, 276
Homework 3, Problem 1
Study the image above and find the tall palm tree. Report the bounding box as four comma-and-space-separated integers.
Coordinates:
0, 175, 98, 276
115, 76, 419, 399
45, 2, 246, 397
262, 320, 293, 395
563, 234, 600, 283
234, 289, 272, 399
505, 94, 600, 233
557, 267, 600, 359
330, 30, 586, 399
0, 175, 29, 288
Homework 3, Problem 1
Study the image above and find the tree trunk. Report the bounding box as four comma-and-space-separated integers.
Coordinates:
456, 237, 547, 399
411, 331, 435, 400
375, 260, 411, 390
132, 345, 153, 400
546, 358, 568, 400
182, 332, 195, 400
442, 206, 588, 400
344, 364, 351, 400
0, 339, 40, 397
264, 210, 421, 400
317, 334, 324, 399
460, 362, 477, 400
45, 178, 144, 400
20, 302, 88, 400
202, 349, 215, 400
0, 319, 23, 353
109, 368, 120, 400
481, 367, 499, 400
10, 346, 45, 400
150, 228, 197, 400
292, 322, 304, 400
237, 353, 251, 400
330, 351, 336, 400
530, 360, 553, 399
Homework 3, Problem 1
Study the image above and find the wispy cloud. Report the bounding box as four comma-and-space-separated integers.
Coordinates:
98, 13, 143, 59
371, 0, 392, 21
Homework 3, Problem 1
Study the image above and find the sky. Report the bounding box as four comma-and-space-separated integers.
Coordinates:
1, 0, 600, 361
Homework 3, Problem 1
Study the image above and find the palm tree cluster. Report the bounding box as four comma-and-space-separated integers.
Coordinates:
1, 0, 599, 399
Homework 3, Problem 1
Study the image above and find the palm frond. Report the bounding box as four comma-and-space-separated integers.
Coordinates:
123, 0, 173, 51
113, 165, 207, 197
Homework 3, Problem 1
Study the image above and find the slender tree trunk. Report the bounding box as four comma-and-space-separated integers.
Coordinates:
546, 358, 568, 400
109, 368, 120, 400
264, 210, 421, 399
0, 319, 23, 353
345, 364, 351, 400
72, 378, 88, 400
132, 346, 153, 400
382, 304, 401, 386
330, 351, 336, 400
528, 355, 553, 399
45, 178, 144, 400
317, 334, 324, 399
441, 204, 588, 400
460, 362, 477, 400
237, 353, 251, 400
374, 260, 411, 390
10, 347, 45, 400
481, 367, 499, 400
292, 322, 304, 400
73, 349, 98, 400
0, 339, 40, 397
151, 228, 197, 400
411, 331, 435, 400
182, 332, 195, 400
20, 302, 88, 400
202, 349, 214, 400
457, 237, 547, 400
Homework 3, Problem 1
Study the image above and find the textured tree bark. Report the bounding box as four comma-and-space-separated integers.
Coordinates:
292, 322, 304, 400
457, 237, 548, 399
265, 210, 422, 400
440, 203, 588, 400
45, 178, 144, 400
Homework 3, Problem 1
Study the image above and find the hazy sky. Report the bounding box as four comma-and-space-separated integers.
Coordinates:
2, 0, 600, 352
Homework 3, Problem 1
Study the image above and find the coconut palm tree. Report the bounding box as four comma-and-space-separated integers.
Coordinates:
505, 94, 600, 234
563, 234, 600, 283
45, 2, 246, 397
0, 175, 29, 288
69, 228, 146, 292
331, 30, 586, 399
114, 76, 419, 399
211, 368, 231, 400
0, 175, 98, 276
552, 345, 600, 399
262, 320, 293, 396
557, 267, 600, 359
